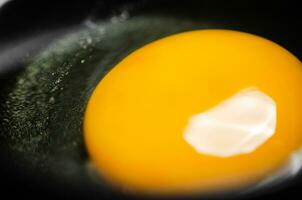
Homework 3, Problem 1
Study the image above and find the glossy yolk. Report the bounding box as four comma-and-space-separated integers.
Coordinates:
84, 30, 302, 195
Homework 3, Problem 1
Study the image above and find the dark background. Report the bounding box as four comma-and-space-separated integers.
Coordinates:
0, 0, 301, 199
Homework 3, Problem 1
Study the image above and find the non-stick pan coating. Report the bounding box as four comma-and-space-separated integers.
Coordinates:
0, 0, 301, 199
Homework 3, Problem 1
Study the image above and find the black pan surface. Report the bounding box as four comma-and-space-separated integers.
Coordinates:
0, 0, 301, 199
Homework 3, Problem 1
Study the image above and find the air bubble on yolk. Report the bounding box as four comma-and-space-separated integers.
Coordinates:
84, 30, 302, 195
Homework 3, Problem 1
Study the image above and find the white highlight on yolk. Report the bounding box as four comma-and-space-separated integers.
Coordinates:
184, 88, 277, 157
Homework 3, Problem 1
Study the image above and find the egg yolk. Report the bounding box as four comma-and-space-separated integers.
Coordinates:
84, 30, 302, 195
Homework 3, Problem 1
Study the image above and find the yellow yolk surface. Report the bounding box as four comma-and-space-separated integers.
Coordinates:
84, 30, 302, 195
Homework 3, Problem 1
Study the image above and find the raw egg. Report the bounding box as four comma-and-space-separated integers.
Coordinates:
84, 30, 302, 195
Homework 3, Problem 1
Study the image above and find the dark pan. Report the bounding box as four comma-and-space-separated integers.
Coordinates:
0, 0, 301, 199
